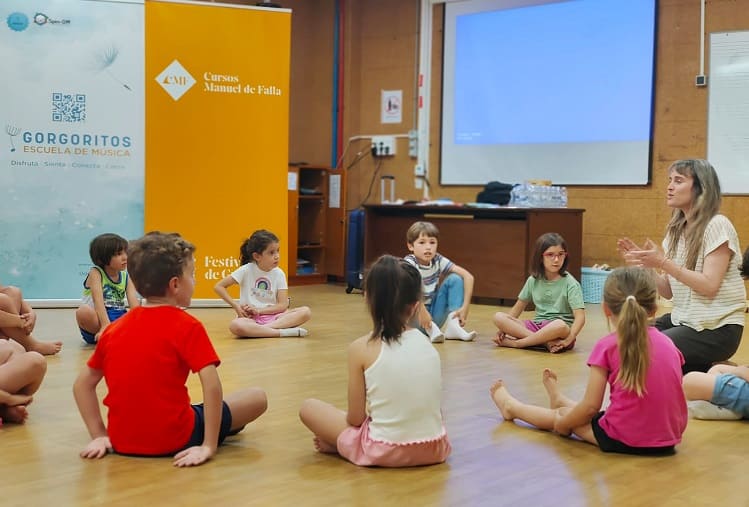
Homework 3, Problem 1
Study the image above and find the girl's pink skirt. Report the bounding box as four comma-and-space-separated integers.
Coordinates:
254, 312, 281, 326
337, 418, 451, 467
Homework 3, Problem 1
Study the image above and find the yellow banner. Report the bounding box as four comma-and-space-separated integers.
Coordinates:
145, 1, 290, 299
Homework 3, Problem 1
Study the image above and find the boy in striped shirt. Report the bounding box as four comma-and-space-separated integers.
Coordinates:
405, 221, 476, 343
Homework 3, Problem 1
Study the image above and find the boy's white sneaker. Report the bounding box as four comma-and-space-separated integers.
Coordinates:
428, 321, 444, 343
443, 312, 477, 341
446, 330, 477, 342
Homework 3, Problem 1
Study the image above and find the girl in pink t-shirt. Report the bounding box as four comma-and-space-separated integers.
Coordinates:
490, 266, 688, 455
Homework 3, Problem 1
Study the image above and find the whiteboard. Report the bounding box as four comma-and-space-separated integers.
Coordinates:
707, 31, 749, 194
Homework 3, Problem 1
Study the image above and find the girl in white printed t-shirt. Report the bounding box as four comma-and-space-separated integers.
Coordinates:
214, 229, 311, 338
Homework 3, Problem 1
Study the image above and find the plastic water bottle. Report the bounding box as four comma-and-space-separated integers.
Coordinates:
546, 186, 564, 207
510, 183, 530, 207
527, 184, 543, 207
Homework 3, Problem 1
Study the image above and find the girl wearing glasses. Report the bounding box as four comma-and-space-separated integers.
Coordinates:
492, 232, 585, 353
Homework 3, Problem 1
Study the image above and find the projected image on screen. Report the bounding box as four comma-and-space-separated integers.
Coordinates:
441, 0, 656, 186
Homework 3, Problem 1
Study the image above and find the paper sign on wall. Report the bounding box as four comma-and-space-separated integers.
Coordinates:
381, 89, 402, 124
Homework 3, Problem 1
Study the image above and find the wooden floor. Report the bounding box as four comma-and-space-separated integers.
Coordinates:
3, 284, 748, 507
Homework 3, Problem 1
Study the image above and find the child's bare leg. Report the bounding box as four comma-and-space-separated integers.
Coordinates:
571, 423, 597, 445
682, 371, 719, 401
224, 387, 268, 432
229, 318, 282, 338
75, 306, 101, 334
268, 306, 312, 329
299, 398, 350, 454
499, 320, 569, 349
0, 348, 46, 423
0, 349, 47, 396
707, 364, 740, 375
0, 339, 22, 364
4, 331, 61, 356
1, 286, 36, 333
492, 313, 531, 346
489, 379, 557, 430
542, 369, 577, 409
0, 293, 61, 355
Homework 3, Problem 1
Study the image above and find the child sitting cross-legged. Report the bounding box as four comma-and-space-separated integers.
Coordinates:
493, 232, 585, 353
214, 229, 311, 338
299, 255, 451, 467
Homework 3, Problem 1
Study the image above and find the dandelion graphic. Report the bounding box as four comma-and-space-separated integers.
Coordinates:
5, 124, 20, 152
95, 47, 132, 91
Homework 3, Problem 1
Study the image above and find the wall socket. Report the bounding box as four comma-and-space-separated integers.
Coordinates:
371, 135, 396, 157
408, 129, 418, 158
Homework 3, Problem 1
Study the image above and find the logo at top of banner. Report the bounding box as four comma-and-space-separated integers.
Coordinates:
6, 12, 29, 31
156, 60, 196, 101
33, 12, 70, 26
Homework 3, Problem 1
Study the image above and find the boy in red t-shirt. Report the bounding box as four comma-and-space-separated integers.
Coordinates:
73, 232, 268, 467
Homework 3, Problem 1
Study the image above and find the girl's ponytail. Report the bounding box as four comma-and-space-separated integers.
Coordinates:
602, 267, 658, 396
239, 230, 279, 265
615, 295, 650, 396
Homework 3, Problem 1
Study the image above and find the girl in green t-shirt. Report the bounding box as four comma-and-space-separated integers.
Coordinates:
492, 233, 586, 353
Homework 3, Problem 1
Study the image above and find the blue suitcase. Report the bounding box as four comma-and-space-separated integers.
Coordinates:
345, 209, 365, 293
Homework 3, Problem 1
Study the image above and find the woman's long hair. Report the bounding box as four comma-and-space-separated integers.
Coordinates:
664, 160, 722, 270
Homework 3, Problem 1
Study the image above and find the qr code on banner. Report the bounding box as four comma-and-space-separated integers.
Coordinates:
52, 93, 86, 122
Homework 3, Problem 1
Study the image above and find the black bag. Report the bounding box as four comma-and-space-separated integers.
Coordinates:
476, 181, 513, 205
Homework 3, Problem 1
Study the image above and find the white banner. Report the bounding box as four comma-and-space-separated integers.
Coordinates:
0, 0, 144, 300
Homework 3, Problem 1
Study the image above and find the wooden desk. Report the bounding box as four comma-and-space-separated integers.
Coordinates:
363, 205, 584, 302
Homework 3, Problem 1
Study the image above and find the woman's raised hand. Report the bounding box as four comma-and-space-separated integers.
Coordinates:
616, 237, 641, 257
622, 238, 666, 269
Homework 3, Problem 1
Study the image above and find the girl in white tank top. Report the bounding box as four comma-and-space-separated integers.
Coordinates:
299, 255, 451, 467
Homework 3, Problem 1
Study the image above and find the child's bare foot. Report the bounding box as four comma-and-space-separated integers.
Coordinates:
489, 379, 515, 420
31, 339, 62, 356
495, 334, 520, 348
547, 338, 575, 354
0, 405, 29, 424
492, 332, 505, 346
542, 368, 563, 408
545, 339, 564, 353
313, 436, 337, 454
